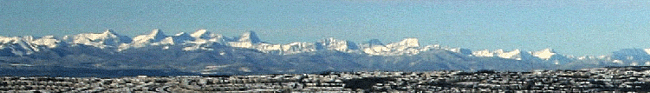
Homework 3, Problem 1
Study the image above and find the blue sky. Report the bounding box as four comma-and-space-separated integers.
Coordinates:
1, 0, 649, 56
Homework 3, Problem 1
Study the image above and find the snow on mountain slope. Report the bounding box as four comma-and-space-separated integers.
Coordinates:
360, 38, 423, 56
502, 49, 536, 60
132, 29, 168, 47
0, 36, 28, 46
31, 35, 64, 48
184, 30, 317, 54
533, 48, 576, 64
386, 38, 419, 48
0, 28, 632, 66
470, 48, 573, 64
0, 29, 548, 58
361, 39, 390, 55
420, 44, 442, 51
441, 47, 472, 55
228, 31, 262, 48
612, 49, 650, 60
363, 39, 384, 47
472, 49, 495, 57
190, 29, 228, 44
240, 42, 317, 55
181, 29, 230, 51
63, 29, 131, 49
576, 56, 596, 60
254, 43, 282, 52
281, 42, 317, 54
471, 49, 535, 60
166, 32, 196, 45
0, 36, 40, 55
533, 48, 557, 60
190, 29, 211, 39
387, 38, 420, 51
644, 48, 650, 55
605, 48, 650, 66
316, 37, 359, 52
237, 31, 261, 43
0, 29, 574, 62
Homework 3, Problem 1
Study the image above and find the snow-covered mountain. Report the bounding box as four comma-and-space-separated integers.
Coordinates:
609, 48, 650, 66
0, 29, 484, 57
189, 29, 228, 44
5, 29, 650, 76
32, 35, 65, 48
360, 38, 429, 56
228, 31, 263, 48
63, 29, 132, 49
470, 48, 575, 64
0, 36, 41, 56
0, 29, 646, 66
533, 48, 557, 60
472, 49, 531, 60
131, 29, 169, 47
316, 38, 359, 52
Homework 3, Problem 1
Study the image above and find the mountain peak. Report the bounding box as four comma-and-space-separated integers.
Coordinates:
143, 29, 167, 40
361, 39, 385, 48
533, 48, 557, 60
0, 36, 24, 44
172, 32, 193, 40
401, 38, 419, 47
167, 32, 195, 44
494, 49, 530, 60
317, 37, 359, 51
238, 31, 261, 43
62, 29, 132, 47
190, 29, 209, 38
102, 29, 118, 35
31, 35, 62, 48
132, 29, 168, 44
386, 38, 419, 48
367, 39, 384, 45
149, 29, 166, 38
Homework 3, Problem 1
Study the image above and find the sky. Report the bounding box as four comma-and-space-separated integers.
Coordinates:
1, 0, 650, 56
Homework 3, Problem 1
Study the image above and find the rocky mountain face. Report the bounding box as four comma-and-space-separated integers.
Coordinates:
0, 29, 645, 76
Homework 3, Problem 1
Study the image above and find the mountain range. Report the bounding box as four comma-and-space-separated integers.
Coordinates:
0, 29, 647, 77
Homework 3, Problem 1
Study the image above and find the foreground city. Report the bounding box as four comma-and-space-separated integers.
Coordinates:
2, 66, 650, 92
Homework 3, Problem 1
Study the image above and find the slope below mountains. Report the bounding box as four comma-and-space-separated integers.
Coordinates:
0, 29, 643, 76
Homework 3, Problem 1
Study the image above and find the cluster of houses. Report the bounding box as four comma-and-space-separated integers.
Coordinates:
2, 66, 650, 92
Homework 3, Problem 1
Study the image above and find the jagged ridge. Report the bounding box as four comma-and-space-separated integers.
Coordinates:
0, 29, 648, 66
